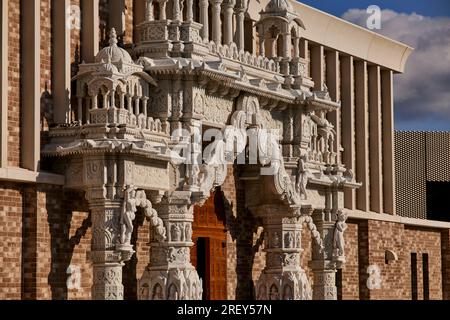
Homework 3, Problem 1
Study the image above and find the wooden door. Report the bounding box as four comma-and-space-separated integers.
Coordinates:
191, 190, 227, 300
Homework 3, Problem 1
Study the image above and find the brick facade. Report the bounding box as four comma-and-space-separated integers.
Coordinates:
8, 0, 21, 167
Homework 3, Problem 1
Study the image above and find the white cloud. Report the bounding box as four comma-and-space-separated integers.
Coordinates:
342, 9, 450, 129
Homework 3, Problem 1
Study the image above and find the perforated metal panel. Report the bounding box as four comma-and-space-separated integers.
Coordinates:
395, 131, 450, 220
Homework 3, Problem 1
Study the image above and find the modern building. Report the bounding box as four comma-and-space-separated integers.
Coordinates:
0, 0, 449, 300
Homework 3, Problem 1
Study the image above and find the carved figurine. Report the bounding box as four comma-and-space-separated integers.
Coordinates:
272, 232, 280, 248
168, 284, 179, 300
185, 224, 193, 242
284, 232, 294, 249
283, 285, 293, 300
295, 157, 308, 199
269, 285, 279, 300
258, 285, 267, 300
152, 284, 163, 300
120, 185, 137, 246
171, 224, 182, 242
333, 211, 348, 257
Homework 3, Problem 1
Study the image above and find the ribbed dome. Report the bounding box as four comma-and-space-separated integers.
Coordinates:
265, 0, 293, 12
95, 28, 133, 64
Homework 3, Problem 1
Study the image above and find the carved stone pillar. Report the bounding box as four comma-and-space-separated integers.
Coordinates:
235, 8, 245, 50
199, 0, 209, 42
89, 198, 126, 300
223, 1, 234, 45
173, 0, 182, 21
255, 205, 313, 301
138, 191, 203, 300
145, 0, 154, 21
186, 0, 193, 21
158, 0, 167, 20
309, 203, 347, 300
211, 0, 223, 44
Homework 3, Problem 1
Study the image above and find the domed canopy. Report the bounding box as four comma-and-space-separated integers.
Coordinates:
265, 0, 293, 13
95, 28, 133, 64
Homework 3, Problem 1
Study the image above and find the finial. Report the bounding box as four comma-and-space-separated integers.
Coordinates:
109, 28, 118, 46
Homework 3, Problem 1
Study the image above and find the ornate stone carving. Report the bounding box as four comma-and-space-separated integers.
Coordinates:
116, 186, 166, 253
333, 211, 348, 262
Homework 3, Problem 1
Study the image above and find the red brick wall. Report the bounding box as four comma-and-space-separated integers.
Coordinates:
339, 219, 444, 300
442, 230, 450, 300
8, 0, 21, 167
222, 166, 265, 300
0, 184, 23, 299
40, 0, 53, 131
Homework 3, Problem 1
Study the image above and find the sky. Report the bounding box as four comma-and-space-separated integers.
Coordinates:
298, 1, 450, 131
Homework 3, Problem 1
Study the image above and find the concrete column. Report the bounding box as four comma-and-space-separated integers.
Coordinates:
355, 61, 369, 212
326, 50, 341, 163
311, 45, 324, 91
21, 0, 41, 172
81, 0, 100, 63
381, 70, 396, 215
369, 66, 383, 213
211, 0, 223, 44
109, 0, 126, 41
235, 9, 245, 50
53, 0, 72, 124
0, 0, 8, 167
340, 56, 355, 210
223, 3, 234, 45
199, 0, 209, 41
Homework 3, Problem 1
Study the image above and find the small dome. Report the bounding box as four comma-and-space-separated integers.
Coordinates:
95, 28, 133, 64
265, 0, 293, 13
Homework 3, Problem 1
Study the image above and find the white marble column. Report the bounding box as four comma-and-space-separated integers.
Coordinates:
199, 0, 209, 41
173, 0, 182, 21
223, 1, 234, 45
211, 0, 223, 44
382, 70, 396, 215
145, 0, 154, 21
235, 8, 245, 50
158, 0, 167, 20
22, 0, 41, 172
282, 32, 291, 59
0, 0, 8, 167
292, 37, 300, 59
186, 0, 194, 21
355, 60, 369, 212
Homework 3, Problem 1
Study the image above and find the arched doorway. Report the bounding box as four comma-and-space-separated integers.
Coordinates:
191, 189, 227, 300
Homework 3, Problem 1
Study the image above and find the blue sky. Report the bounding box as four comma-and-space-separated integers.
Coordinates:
297, 1, 450, 131
298, 0, 450, 18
